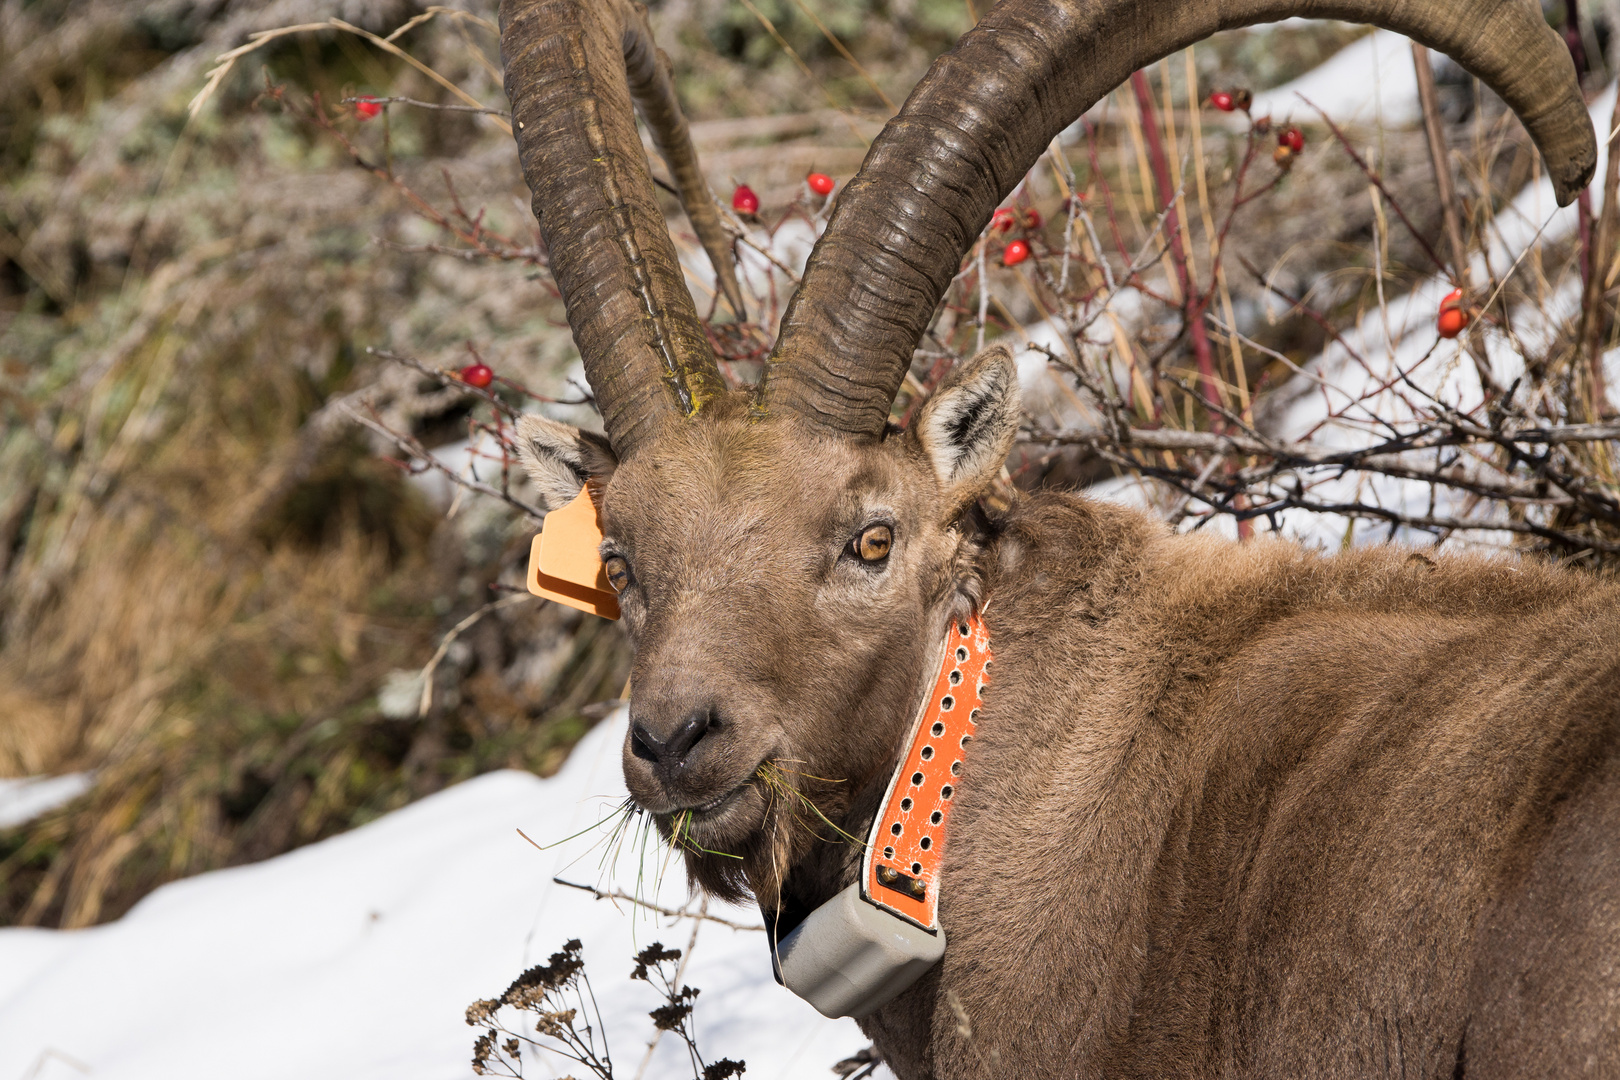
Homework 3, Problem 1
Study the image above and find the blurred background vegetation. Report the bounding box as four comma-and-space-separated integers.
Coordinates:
0, 0, 1608, 928
0, 0, 628, 927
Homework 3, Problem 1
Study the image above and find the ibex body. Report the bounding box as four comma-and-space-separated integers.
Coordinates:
882, 485, 1620, 1077
498, 0, 1618, 1074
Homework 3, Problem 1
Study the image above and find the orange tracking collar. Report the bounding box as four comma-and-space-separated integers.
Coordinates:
862, 613, 991, 931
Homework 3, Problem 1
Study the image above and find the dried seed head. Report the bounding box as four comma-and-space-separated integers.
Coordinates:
501, 939, 584, 1003
535, 1008, 577, 1037
650, 1000, 695, 1031
631, 941, 683, 980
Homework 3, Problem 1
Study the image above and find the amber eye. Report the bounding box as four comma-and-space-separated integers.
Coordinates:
604, 555, 632, 593
854, 524, 893, 563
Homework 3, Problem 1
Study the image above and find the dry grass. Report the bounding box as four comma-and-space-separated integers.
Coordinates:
0, 0, 629, 926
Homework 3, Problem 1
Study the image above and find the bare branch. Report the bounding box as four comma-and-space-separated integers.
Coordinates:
341, 405, 546, 521
339, 94, 509, 118
417, 593, 533, 717
550, 877, 765, 931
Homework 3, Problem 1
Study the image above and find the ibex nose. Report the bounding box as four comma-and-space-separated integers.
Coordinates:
630, 707, 721, 773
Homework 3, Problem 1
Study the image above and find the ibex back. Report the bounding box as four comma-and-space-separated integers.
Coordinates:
497, 0, 1619, 1075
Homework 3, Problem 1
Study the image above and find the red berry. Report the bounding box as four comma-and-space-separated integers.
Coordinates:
1022, 208, 1043, 230
806, 172, 835, 196
1002, 240, 1030, 267
732, 184, 760, 215
1210, 91, 1235, 112
991, 208, 1017, 233
355, 97, 382, 120
1437, 288, 1470, 338
459, 363, 494, 389
1279, 127, 1305, 154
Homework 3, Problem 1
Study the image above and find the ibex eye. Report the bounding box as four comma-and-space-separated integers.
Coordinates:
603, 555, 632, 593
854, 524, 893, 563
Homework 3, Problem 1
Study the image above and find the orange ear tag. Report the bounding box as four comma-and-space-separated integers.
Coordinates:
526, 489, 620, 620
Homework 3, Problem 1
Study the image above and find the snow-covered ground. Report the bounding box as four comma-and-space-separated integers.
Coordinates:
1248, 27, 1424, 127
0, 775, 92, 831
0, 712, 878, 1080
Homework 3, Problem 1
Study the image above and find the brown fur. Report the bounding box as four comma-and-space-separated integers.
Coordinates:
515, 351, 1620, 1078
887, 496, 1620, 1078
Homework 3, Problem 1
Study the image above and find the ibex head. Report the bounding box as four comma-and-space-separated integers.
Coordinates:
500, 0, 1595, 907
517, 355, 1015, 902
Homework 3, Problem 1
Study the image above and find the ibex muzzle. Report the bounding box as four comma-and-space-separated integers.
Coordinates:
499, 0, 1619, 1076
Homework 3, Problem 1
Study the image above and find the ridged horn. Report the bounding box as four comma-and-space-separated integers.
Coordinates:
500, 0, 740, 453
760, 0, 1598, 438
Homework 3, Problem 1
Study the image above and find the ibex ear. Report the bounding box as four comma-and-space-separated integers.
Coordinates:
911, 345, 1020, 506
513, 414, 618, 510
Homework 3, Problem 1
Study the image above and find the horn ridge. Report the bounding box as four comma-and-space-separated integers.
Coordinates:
759, 0, 1598, 437
621, 10, 750, 323
501, 0, 729, 454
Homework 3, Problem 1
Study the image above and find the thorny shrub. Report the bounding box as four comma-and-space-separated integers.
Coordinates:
257, 5, 1620, 570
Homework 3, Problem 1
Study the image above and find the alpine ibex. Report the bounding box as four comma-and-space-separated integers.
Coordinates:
497, 0, 1620, 1075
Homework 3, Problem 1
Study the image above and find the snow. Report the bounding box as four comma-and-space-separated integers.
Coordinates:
0, 712, 879, 1080
1247, 28, 1423, 128
0, 774, 93, 830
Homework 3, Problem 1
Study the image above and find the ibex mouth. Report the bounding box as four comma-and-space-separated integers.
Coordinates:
655, 766, 769, 848
658, 754, 771, 820
693, 789, 738, 814
675, 775, 753, 820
